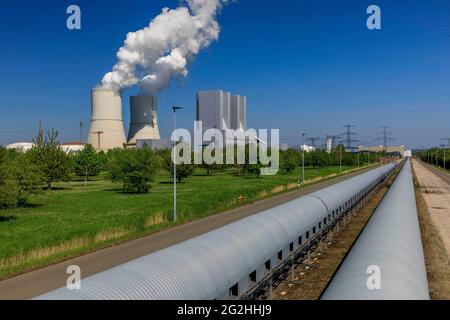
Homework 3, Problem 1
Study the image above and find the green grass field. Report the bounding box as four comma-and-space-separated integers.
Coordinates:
0, 165, 359, 279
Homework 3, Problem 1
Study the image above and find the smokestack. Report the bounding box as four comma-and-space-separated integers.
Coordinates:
87, 88, 127, 151
127, 95, 160, 144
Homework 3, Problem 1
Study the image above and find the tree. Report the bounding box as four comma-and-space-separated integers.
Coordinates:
0, 149, 43, 209
159, 149, 194, 183
107, 147, 158, 193
280, 148, 299, 173
29, 129, 71, 189
73, 144, 102, 186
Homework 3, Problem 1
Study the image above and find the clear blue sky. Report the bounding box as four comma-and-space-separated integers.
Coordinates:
0, 0, 449, 149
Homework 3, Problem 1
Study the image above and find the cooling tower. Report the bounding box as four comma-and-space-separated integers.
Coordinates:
87, 88, 127, 151
127, 95, 160, 144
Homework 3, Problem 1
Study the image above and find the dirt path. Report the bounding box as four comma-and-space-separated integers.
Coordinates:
413, 160, 450, 257
413, 160, 450, 299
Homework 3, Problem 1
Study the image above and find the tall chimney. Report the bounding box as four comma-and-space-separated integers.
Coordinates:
87, 88, 127, 151
127, 95, 160, 144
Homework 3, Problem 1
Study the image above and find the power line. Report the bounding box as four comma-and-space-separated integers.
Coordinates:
305, 136, 321, 149
340, 125, 359, 152
375, 126, 395, 153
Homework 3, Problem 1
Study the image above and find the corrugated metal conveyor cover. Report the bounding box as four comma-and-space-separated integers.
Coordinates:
36, 164, 395, 300
321, 160, 429, 300
311, 164, 395, 212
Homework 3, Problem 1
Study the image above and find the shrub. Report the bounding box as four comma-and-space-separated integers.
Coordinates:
107, 147, 158, 193
28, 129, 71, 189
73, 144, 102, 186
0, 148, 44, 209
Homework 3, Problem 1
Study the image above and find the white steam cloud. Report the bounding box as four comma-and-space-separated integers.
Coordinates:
101, 0, 226, 95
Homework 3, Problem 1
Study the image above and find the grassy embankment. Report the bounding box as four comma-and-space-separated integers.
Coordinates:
0, 165, 366, 279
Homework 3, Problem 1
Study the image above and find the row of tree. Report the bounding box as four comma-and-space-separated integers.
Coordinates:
416, 148, 449, 170
1, 130, 384, 209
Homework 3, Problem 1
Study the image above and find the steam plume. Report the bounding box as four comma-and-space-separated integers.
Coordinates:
101, 0, 225, 95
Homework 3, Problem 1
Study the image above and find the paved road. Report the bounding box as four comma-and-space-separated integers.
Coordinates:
0, 166, 379, 300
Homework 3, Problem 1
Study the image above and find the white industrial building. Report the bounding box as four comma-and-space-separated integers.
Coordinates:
6, 142, 34, 152
300, 144, 316, 153
196, 90, 231, 131
196, 90, 248, 146
60, 142, 85, 154
230, 95, 247, 131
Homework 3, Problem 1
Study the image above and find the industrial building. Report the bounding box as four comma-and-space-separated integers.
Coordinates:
196, 90, 247, 132
196, 90, 249, 146
6, 142, 34, 152
358, 145, 406, 155
196, 90, 231, 132
230, 94, 247, 131
60, 142, 85, 153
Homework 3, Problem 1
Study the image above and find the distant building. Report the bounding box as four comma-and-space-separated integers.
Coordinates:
196, 90, 249, 146
230, 95, 247, 131
358, 145, 406, 155
61, 142, 85, 154
136, 139, 172, 151
6, 142, 34, 152
196, 90, 231, 132
326, 137, 334, 154
299, 144, 316, 153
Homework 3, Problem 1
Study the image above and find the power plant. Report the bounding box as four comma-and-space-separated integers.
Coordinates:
87, 88, 127, 151
87, 88, 162, 151
86, 87, 250, 151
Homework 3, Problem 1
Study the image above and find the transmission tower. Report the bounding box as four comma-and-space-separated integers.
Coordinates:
306, 136, 321, 149
376, 126, 395, 153
442, 138, 450, 148
340, 125, 359, 152
324, 135, 340, 152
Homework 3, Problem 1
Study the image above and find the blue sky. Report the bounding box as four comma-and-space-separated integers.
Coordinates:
0, 0, 449, 149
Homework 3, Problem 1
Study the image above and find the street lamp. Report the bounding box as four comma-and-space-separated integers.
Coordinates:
172, 106, 183, 223
357, 149, 360, 169
301, 133, 307, 185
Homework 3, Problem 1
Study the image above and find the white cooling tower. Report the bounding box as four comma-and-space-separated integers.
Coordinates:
87, 88, 127, 151
127, 95, 160, 144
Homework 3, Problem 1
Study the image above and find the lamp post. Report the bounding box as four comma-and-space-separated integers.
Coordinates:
172, 106, 183, 223
357, 149, 360, 169
301, 133, 307, 185
444, 145, 447, 171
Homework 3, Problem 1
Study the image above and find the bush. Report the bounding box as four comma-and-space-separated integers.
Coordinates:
73, 144, 102, 186
280, 148, 299, 173
28, 129, 71, 189
158, 148, 194, 183
107, 147, 158, 193
0, 148, 44, 209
